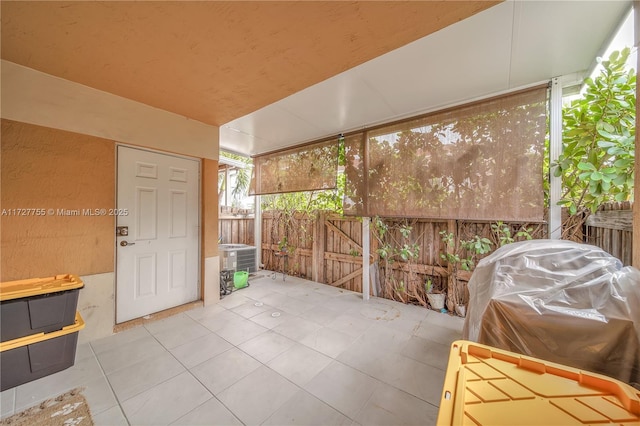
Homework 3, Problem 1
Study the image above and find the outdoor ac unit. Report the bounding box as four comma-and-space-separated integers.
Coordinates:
219, 244, 257, 273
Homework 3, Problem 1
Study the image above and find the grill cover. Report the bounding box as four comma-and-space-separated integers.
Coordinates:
463, 239, 640, 385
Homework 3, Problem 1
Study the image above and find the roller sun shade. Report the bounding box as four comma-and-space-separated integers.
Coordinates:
250, 139, 338, 195
343, 86, 548, 221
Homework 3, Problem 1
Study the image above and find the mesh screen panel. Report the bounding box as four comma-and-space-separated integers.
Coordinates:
343, 86, 547, 221
250, 139, 338, 195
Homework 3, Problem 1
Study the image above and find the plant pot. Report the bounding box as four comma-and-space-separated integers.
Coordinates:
455, 304, 466, 317
426, 293, 445, 311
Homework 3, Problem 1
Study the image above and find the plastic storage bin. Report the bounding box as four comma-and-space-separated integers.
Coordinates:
0, 312, 85, 391
0, 274, 84, 342
438, 340, 640, 425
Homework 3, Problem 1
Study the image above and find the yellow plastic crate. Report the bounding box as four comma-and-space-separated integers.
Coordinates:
0, 312, 85, 391
0, 274, 84, 301
438, 340, 640, 425
1, 274, 84, 342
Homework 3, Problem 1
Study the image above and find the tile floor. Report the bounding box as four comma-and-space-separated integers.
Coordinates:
0, 272, 464, 425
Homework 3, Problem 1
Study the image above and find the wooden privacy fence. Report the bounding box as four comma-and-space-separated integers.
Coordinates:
258, 212, 547, 302
219, 203, 633, 310
218, 217, 254, 245
585, 202, 633, 266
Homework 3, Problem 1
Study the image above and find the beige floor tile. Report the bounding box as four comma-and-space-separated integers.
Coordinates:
214, 316, 268, 345
184, 303, 226, 322
286, 288, 332, 306
149, 318, 211, 349
401, 335, 452, 371
248, 308, 292, 329
217, 366, 300, 425
238, 283, 275, 300
0, 388, 15, 418
238, 330, 296, 363
263, 389, 351, 425
268, 343, 333, 386
354, 382, 439, 425
278, 296, 316, 316
82, 375, 119, 416
170, 397, 243, 426
299, 305, 342, 326
143, 313, 194, 335
170, 332, 233, 369
413, 321, 462, 346
230, 299, 272, 318
273, 316, 322, 341
121, 372, 212, 425
327, 314, 372, 339
217, 293, 252, 309
90, 326, 150, 355
92, 404, 129, 426
299, 327, 355, 358
420, 310, 465, 332
260, 292, 290, 309
304, 361, 380, 419
196, 309, 245, 333
95, 334, 167, 374
107, 351, 185, 402
355, 323, 413, 353
15, 354, 105, 410
373, 353, 446, 405
190, 347, 261, 395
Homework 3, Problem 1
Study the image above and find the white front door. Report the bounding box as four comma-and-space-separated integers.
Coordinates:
116, 146, 200, 323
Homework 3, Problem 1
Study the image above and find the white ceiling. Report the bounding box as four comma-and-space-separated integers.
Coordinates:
221, 1, 632, 157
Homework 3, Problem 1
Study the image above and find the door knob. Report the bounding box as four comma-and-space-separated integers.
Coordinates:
120, 241, 136, 247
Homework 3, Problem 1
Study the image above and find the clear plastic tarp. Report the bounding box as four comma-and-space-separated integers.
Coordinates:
463, 239, 640, 385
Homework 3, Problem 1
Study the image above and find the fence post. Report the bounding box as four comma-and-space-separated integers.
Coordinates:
362, 217, 370, 301
312, 211, 326, 283
446, 219, 456, 311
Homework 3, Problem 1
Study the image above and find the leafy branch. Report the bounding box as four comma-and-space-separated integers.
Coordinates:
553, 48, 635, 215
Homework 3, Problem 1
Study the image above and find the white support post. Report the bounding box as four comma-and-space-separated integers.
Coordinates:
549, 77, 563, 239
634, 1, 640, 267
362, 217, 370, 301
254, 195, 262, 271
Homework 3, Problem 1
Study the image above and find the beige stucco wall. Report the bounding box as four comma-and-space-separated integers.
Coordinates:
203, 159, 220, 306
1, 62, 220, 341
1, 120, 116, 281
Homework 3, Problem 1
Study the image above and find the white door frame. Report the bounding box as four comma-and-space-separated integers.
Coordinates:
115, 144, 201, 323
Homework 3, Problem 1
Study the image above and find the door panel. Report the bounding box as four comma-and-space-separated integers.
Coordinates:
117, 146, 199, 323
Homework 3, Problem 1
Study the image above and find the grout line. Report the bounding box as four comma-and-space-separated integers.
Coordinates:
90, 342, 132, 425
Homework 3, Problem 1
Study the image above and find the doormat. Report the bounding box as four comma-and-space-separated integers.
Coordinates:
1, 388, 93, 426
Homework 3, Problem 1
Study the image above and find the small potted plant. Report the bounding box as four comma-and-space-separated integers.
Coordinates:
425, 278, 446, 311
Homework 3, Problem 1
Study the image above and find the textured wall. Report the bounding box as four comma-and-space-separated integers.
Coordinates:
203, 159, 219, 259
1, 119, 115, 280
202, 159, 220, 306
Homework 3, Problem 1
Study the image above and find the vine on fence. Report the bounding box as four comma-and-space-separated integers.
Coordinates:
371, 217, 427, 306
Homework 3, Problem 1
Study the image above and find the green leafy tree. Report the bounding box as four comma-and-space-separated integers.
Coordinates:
219, 152, 251, 207
554, 48, 635, 214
